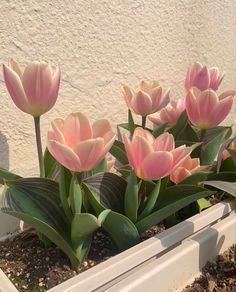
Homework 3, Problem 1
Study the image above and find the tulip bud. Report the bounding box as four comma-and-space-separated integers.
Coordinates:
3, 60, 61, 117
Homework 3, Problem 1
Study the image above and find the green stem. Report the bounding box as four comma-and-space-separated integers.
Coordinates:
200, 129, 206, 160
34, 116, 45, 178
142, 116, 147, 129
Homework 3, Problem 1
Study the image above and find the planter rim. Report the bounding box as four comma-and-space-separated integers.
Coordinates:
0, 200, 234, 292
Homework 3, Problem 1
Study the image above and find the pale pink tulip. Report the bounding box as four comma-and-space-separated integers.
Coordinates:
185, 62, 224, 91
122, 80, 170, 116
148, 98, 185, 127
222, 141, 236, 160
185, 87, 234, 129
47, 112, 116, 172
123, 128, 191, 180
3, 59, 60, 116
170, 156, 206, 184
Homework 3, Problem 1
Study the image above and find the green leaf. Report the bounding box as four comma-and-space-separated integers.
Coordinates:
168, 111, 188, 138
128, 109, 135, 135
124, 171, 139, 222
152, 123, 167, 138
204, 180, 236, 197
82, 183, 105, 215
136, 190, 215, 233
0, 178, 81, 268
0, 168, 21, 185
228, 149, 236, 167
201, 127, 231, 165
83, 172, 127, 214
92, 159, 108, 175
207, 171, 236, 182
138, 180, 161, 220
59, 166, 72, 222
180, 171, 212, 185
101, 210, 141, 251
69, 175, 82, 214
109, 140, 128, 165
44, 148, 59, 179
71, 213, 100, 247
196, 198, 212, 212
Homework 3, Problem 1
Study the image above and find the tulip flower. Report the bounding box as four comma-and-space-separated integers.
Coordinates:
122, 80, 170, 117
148, 98, 185, 127
170, 156, 206, 184
123, 128, 191, 180
3, 59, 60, 117
185, 87, 234, 129
222, 140, 236, 160
48, 112, 116, 172
185, 62, 224, 91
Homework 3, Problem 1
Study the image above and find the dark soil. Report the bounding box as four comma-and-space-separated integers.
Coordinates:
0, 224, 165, 291
183, 246, 236, 292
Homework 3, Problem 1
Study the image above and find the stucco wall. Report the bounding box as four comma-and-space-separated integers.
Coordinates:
0, 0, 235, 176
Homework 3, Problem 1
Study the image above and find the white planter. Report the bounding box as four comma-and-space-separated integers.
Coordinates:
0, 200, 235, 292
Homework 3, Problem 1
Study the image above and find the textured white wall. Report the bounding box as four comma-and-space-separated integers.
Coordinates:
0, 0, 235, 175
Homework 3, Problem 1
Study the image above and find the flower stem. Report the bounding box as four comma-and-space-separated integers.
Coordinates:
200, 129, 206, 159
142, 116, 147, 129
34, 116, 45, 178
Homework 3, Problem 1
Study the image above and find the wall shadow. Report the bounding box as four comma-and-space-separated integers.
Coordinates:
0, 131, 9, 170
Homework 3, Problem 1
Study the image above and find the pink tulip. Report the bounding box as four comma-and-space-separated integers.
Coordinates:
122, 80, 170, 116
185, 87, 234, 129
3, 59, 60, 117
47, 112, 116, 172
148, 98, 185, 127
185, 62, 224, 91
123, 128, 191, 180
170, 156, 206, 184
222, 141, 236, 160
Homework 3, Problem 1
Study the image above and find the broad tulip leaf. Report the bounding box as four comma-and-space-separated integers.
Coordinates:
228, 149, 236, 167
219, 157, 236, 172
109, 140, 128, 165
124, 170, 139, 222
201, 127, 231, 165
128, 109, 136, 135
138, 180, 161, 220
101, 210, 141, 251
152, 123, 167, 138
136, 190, 215, 233
0, 168, 21, 185
44, 148, 59, 179
59, 166, 73, 222
180, 171, 212, 185
0, 178, 81, 268
92, 159, 108, 175
168, 111, 188, 138
70, 175, 82, 214
83, 172, 127, 214
207, 171, 236, 182
196, 198, 212, 212
204, 180, 236, 197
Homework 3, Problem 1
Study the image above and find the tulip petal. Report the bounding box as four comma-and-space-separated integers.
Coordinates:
133, 127, 155, 145
170, 167, 191, 184
123, 133, 136, 168
208, 95, 233, 127
171, 146, 191, 170
48, 141, 81, 172
92, 119, 112, 139
148, 113, 162, 126
185, 88, 201, 126
3, 65, 30, 114
122, 85, 133, 109
22, 62, 53, 114
131, 91, 152, 116
62, 112, 92, 147
47, 65, 61, 110
197, 90, 218, 122
152, 133, 175, 152
101, 131, 116, 152
9, 59, 23, 79
185, 62, 203, 91
141, 151, 173, 180
48, 119, 65, 144
74, 138, 104, 171
192, 66, 210, 91
149, 86, 162, 112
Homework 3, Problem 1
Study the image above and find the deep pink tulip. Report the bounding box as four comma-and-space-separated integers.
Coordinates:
148, 98, 185, 127
170, 156, 206, 184
222, 141, 236, 160
185, 88, 234, 129
47, 112, 116, 172
185, 62, 224, 91
3, 59, 60, 117
123, 128, 191, 180
122, 80, 170, 116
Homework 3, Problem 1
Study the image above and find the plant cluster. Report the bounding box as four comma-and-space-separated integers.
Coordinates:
0, 60, 236, 269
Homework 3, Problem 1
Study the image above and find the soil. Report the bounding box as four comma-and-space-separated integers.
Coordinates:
183, 246, 236, 292
0, 224, 165, 291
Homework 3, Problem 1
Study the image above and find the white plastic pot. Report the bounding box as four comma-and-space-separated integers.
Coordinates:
0, 200, 235, 292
